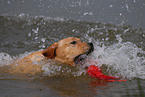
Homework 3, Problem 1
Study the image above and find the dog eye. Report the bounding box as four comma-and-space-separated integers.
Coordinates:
70, 41, 77, 44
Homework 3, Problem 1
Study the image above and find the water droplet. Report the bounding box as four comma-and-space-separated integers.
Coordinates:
41, 38, 46, 43
119, 13, 122, 16
83, 12, 93, 16
126, 4, 130, 12
28, 33, 31, 36
110, 5, 113, 8
7, 1, 11, 4
35, 37, 38, 40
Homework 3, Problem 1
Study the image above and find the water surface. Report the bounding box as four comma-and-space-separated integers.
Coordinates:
0, 0, 145, 97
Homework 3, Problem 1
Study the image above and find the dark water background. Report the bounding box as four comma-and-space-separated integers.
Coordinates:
0, 0, 145, 28
0, 0, 145, 97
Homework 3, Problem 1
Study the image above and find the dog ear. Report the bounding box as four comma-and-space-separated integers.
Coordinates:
42, 42, 58, 59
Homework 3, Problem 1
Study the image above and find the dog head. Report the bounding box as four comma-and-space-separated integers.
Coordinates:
42, 37, 94, 66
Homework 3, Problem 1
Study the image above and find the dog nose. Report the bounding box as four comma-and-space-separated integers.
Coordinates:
88, 43, 93, 47
87, 42, 94, 52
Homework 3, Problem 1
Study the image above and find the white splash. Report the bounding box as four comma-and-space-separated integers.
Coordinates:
0, 39, 144, 79
90, 39, 145, 79
83, 12, 93, 16
0, 53, 13, 66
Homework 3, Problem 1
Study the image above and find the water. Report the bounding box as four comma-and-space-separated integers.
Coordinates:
0, 0, 145, 97
0, 14, 144, 97
0, 0, 145, 28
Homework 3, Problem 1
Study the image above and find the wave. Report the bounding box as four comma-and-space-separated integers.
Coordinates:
91, 41, 145, 80
0, 40, 144, 80
0, 14, 144, 80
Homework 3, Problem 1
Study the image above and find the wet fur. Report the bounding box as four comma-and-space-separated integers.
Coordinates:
9, 37, 91, 74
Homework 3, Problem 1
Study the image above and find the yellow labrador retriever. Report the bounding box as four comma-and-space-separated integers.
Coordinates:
10, 37, 94, 74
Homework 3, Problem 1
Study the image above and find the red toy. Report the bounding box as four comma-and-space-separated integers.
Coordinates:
86, 65, 127, 82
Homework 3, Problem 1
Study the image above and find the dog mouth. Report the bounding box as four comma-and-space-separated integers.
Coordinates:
74, 43, 94, 64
